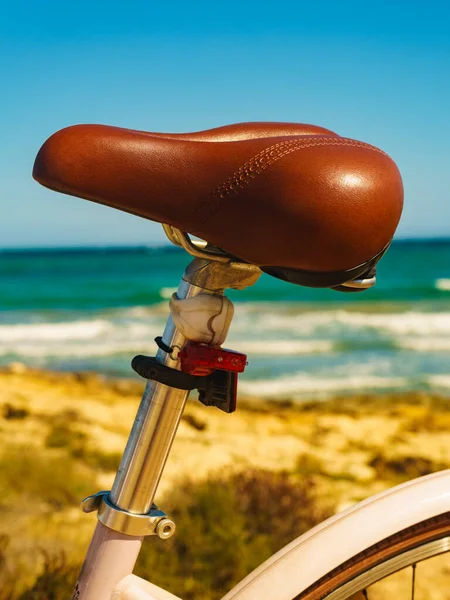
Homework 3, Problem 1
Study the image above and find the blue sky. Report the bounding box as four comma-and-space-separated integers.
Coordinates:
1, 0, 449, 247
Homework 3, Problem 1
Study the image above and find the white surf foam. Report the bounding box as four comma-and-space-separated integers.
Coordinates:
234, 307, 450, 337
0, 340, 158, 358
0, 320, 111, 342
436, 279, 450, 291
427, 375, 450, 389
159, 287, 178, 300
239, 373, 408, 399
228, 339, 334, 355
398, 337, 450, 352
0, 315, 163, 357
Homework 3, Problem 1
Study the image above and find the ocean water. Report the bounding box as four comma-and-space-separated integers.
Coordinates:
0, 241, 449, 400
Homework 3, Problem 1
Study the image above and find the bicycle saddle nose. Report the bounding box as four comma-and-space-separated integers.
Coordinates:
33, 122, 403, 286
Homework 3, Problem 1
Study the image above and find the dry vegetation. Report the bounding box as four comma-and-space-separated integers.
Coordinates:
1, 365, 450, 599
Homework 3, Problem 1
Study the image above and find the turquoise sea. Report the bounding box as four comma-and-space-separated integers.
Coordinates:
0, 241, 449, 399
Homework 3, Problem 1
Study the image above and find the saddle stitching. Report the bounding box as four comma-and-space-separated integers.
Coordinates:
189, 137, 388, 231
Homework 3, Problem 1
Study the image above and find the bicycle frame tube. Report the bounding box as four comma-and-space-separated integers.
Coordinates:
73, 258, 261, 600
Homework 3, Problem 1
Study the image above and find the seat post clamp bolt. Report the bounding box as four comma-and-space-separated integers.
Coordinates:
155, 518, 176, 539
80, 491, 176, 538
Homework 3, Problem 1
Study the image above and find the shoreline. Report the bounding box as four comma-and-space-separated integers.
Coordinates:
2, 361, 448, 409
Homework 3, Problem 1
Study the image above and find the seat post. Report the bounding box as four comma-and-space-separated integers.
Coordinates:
109, 276, 204, 515
73, 257, 260, 600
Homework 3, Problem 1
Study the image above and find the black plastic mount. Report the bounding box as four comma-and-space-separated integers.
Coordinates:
132, 355, 237, 413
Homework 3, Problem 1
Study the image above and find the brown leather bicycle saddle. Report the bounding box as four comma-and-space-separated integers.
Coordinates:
33, 122, 403, 287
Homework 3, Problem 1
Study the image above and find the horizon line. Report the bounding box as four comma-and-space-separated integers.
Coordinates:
1, 235, 450, 254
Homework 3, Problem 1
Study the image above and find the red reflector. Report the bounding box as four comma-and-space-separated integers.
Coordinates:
179, 342, 247, 376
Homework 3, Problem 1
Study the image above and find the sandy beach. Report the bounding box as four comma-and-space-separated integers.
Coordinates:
1, 364, 449, 598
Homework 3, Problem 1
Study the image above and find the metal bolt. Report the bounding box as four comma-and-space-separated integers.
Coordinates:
155, 518, 176, 539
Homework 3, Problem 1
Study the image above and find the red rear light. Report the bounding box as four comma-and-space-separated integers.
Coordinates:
179, 342, 248, 376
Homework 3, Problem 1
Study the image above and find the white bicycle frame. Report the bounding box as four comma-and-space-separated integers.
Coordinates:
73, 230, 450, 600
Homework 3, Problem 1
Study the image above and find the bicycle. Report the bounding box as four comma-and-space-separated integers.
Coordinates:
32, 121, 450, 600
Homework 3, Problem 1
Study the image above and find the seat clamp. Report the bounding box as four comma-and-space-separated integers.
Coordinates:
80, 491, 176, 539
